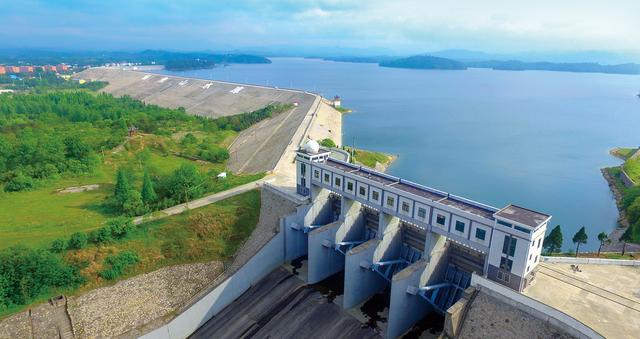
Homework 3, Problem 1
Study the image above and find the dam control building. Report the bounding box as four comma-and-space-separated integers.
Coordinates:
290, 141, 550, 337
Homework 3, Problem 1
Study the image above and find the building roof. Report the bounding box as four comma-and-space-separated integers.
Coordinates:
440, 197, 497, 220
390, 181, 445, 201
494, 204, 550, 228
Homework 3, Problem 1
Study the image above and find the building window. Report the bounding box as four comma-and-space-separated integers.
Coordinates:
535, 255, 538, 263
537, 238, 541, 248
500, 257, 513, 272
496, 270, 511, 283
497, 220, 512, 228
335, 177, 341, 187
527, 265, 530, 272
301, 163, 306, 176
455, 221, 465, 232
402, 201, 410, 213
436, 214, 446, 226
475, 228, 486, 241
529, 254, 532, 260
417, 207, 427, 219
502, 236, 517, 257
324, 173, 330, 183
314, 170, 320, 179
372, 191, 379, 201
514, 225, 531, 234
387, 196, 394, 207
347, 182, 354, 191
359, 186, 366, 196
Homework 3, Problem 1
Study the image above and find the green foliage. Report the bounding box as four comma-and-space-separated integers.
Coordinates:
620, 226, 633, 255
197, 144, 229, 163
165, 59, 215, 71
99, 250, 140, 280
320, 138, 336, 148
0, 72, 107, 91
622, 186, 640, 209
572, 226, 588, 255
88, 227, 113, 245
0, 246, 84, 309
114, 168, 131, 206
165, 164, 204, 203
627, 197, 640, 225
181, 133, 198, 146
49, 239, 66, 253
543, 225, 563, 253
122, 189, 145, 216
210, 103, 292, 132
597, 232, 609, 255
141, 169, 157, 205
4, 173, 34, 192
67, 232, 88, 250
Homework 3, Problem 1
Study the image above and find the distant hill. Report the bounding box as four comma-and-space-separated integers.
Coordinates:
318, 56, 394, 64
465, 60, 640, 75
379, 55, 466, 70
0, 49, 271, 68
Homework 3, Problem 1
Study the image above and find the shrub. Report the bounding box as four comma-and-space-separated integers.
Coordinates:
106, 217, 135, 239
50, 239, 66, 253
320, 138, 336, 148
99, 250, 140, 280
4, 174, 34, 192
88, 227, 113, 245
0, 246, 84, 308
122, 189, 145, 216
67, 232, 88, 250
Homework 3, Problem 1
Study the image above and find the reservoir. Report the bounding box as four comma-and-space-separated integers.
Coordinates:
154, 57, 640, 250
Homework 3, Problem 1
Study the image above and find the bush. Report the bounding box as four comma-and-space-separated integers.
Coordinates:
627, 197, 640, 225
4, 174, 34, 192
0, 246, 85, 308
88, 227, 113, 245
122, 189, 145, 216
50, 239, 66, 253
67, 232, 88, 250
99, 250, 140, 280
320, 138, 336, 148
106, 217, 135, 239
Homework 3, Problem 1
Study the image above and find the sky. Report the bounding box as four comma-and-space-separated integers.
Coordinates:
1, 0, 639, 56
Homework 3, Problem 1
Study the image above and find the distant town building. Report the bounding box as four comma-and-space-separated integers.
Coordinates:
7, 66, 20, 74
56, 64, 69, 71
19, 66, 34, 73
0, 66, 5, 75
333, 95, 341, 107
128, 125, 138, 137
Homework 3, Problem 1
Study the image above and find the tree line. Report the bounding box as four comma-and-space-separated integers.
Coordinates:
543, 224, 634, 257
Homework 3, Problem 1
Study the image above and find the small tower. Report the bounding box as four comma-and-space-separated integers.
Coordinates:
333, 95, 341, 108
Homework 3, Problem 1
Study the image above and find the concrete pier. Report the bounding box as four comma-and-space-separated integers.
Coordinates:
387, 260, 430, 338
308, 221, 342, 283
343, 239, 386, 309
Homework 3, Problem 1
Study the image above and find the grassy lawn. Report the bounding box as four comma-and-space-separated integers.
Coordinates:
0, 133, 263, 250
611, 147, 638, 160
623, 156, 640, 183
0, 189, 261, 318
345, 146, 395, 169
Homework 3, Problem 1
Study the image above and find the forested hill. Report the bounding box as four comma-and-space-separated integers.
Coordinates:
0, 49, 271, 68
164, 54, 271, 71
379, 55, 467, 70
464, 60, 640, 75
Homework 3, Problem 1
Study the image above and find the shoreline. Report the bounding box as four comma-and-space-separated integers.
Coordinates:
600, 166, 640, 252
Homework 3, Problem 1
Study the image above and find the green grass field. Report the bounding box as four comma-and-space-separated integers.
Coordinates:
0, 132, 263, 250
345, 147, 395, 169
623, 156, 640, 183
0, 189, 261, 318
611, 147, 638, 160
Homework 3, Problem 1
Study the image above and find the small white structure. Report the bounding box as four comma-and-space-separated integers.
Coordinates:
303, 139, 320, 154
217, 172, 227, 180
333, 95, 341, 108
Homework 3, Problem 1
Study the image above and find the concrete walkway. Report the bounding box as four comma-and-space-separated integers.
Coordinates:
133, 177, 273, 225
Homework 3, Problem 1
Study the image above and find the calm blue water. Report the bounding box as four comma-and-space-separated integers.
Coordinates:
154, 58, 640, 250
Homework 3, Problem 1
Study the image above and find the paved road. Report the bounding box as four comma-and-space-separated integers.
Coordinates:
133, 177, 273, 225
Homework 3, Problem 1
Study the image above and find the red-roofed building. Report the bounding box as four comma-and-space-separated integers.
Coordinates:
19, 66, 34, 73
7, 66, 20, 73
56, 64, 69, 71
44, 65, 57, 72
0, 66, 5, 75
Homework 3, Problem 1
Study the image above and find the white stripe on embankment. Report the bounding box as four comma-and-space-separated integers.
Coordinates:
541, 256, 640, 266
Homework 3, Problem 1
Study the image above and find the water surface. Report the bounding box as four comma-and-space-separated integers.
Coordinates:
155, 58, 640, 250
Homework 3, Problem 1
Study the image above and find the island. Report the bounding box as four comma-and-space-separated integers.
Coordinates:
379, 55, 467, 70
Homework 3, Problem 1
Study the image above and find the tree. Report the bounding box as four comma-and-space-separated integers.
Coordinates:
122, 190, 145, 216
572, 227, 588, 257
543, 225, 563, 253
596, 232, 609, 257
67, 232, 88, 250
181, 133, 198, 145
140, 169, 157, 205
114, 168, 131, 206
50, 239, 66, 253
620, 227, 633, 256
627, 198, 640, 225
166, 164, 204, 203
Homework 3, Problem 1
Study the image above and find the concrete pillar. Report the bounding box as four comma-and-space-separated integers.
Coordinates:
284, 187, 333, 261
386, 232, 448, 338
343, 239, 386, 309
336, 196, 366, 243
420, 233, 448, 286
387, 260, 429, 339
307, 221, 343, 283
373, 214, 402, 263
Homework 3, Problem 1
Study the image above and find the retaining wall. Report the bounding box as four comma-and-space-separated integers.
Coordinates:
620, 169, 636, 188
